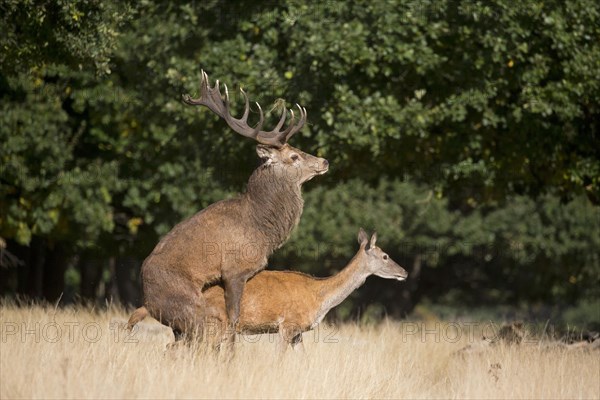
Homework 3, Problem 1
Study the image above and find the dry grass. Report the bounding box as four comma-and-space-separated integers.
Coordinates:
1, 303, 598, 399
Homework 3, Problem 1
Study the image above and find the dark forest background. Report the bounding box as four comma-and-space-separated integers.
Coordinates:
1, 0, 598, 326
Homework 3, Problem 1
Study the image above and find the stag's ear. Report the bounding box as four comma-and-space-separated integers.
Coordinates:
358, 228, 369, 248
256, 145, 275, 163
369, 232, 378, 249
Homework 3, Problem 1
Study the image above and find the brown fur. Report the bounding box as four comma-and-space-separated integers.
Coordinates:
202, 230, 407, 349
128, 230, 407, 350
138, 144, 328, 341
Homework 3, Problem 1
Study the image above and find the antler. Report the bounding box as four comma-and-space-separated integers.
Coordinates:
182, 70, 306, 147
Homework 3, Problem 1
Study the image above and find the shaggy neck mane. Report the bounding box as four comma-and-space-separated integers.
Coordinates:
244, 163, 304, 252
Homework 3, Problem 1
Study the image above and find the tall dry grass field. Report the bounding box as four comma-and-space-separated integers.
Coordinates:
1, 303, 598, 399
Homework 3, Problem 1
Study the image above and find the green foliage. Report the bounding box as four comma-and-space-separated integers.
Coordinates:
0, 1, 130, 75
274, 179, 456, 270
272, 179, 599, 308
563, 299, 600, 328
229, 0, 600, 204
476, 194, 599, 302
1, 0, 598, 314
1, 1, 130, 247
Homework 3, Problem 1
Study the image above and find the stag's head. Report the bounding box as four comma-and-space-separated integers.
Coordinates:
357, 228, 408, 281
255, 144, 328, 184
183, 71, 328, 184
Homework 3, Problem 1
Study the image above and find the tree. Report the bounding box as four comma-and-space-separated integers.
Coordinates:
1, 0, 598, 319
237, 0, 600, 204
0, 1, 133, 299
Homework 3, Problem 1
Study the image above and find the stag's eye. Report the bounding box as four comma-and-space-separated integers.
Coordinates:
383, 254, 389, 260
290, 154, 299, 161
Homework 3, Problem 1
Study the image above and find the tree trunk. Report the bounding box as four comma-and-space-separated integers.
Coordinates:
15, 236, 46, 300
105, 256, 120, 303
79, 255, 104, 303
1, 239, 23, 297
396, 254, 422, 315
42, 242, 67, 302
116, 256, 141, 306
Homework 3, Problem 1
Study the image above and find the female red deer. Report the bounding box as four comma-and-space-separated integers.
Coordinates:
128, 72, 328, 345
129, 229, 408, 350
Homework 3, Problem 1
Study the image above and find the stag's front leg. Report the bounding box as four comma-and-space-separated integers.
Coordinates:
221, 272, 252, 349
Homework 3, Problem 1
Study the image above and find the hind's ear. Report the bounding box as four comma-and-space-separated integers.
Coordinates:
357, 228, 369, 247
369, 232, 378, 249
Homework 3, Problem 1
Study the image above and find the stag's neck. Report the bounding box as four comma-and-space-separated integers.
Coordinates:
245, 164, 304, 252
312, 254, 370, 325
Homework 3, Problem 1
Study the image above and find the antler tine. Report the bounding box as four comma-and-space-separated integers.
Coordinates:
279, 108, 296, 139
273, 106, 288, 132
284, 104, 307, 141
183, 71, 306, 147
212, 79, 222, 102
208, 79, 229, 117
262, 107, 292, 145
254, 102, 265, 133
202, 70, 211, 93
239, 88, 250, 123
223, 83, 232, 117
182, 71, 225, 117
258, 102, 306, 143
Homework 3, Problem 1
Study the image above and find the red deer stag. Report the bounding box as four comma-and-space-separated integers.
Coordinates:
128, 229, 407, 351
128, 71, 329, 344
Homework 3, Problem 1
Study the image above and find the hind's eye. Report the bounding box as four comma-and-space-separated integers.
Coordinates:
291, 154, 299, 161
383, 254, 388, 260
